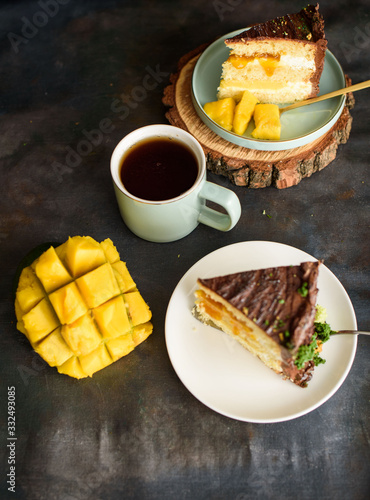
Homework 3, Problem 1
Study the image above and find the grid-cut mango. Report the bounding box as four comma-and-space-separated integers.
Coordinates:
203, 97, 236, 131
14, 236, 153, 378
251, 103, 281, 140
233, 90, 259, 135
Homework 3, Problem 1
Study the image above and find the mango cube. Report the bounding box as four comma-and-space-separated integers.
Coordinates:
22, 298, 60, 344
34, 246, 72, 293
76, 262, 120, 308
16, 266, 45, 315
49, 282, 87, 324
35, 327, 73, 367
203, 97, 236, 131
79, 344, 112, 377
62, 313, 101, 356
64, 236, 106, 278
125, 291, 152, 326
58, 356, 86, 379
251, 104, 281, 140
93, 296, 131, 339
14, 236, 153, 378
106, 334, 135, 361
100, 238, 120, 264
112, 261, 136, 293
233, 90, 259, 135
132, 322, 153, 346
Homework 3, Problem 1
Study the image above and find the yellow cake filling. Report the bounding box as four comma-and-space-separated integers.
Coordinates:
228, 54, 281, 76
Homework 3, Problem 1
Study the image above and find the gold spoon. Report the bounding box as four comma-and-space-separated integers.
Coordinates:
280, 79, 370, 114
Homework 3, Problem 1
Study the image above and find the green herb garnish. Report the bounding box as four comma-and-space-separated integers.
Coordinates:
297, 281, 308, 297
294, 321, 335, 369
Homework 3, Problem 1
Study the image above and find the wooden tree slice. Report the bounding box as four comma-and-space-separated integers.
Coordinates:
163, 44, 355, 189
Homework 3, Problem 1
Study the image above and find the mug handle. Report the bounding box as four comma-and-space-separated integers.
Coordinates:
197, 181, 241, 231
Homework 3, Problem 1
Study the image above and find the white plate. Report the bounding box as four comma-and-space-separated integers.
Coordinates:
165, 241, 357, 423
191, 29, 346, 151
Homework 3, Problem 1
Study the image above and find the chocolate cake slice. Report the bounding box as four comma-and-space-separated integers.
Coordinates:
193, 261, 320, 387
217, 4, 327, 104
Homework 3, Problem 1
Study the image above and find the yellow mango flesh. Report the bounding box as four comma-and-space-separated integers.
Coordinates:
14, 236, 153, 378
75, 262, 120, 309
35, 327, 73, 367
64, 236, 106, 278
16, 266, 45, 315
22, 298, 60, 343
251, 104, 281, 140
203, 97, 236, 131
49, 282, 88, 324
232, 90, 259, 135
34, 246, 72, 293
106, 334, 135, 361
100, 238, 120, 264
124, 291, 152, 326
93, 296, 131, 339
61, 313, 101, 356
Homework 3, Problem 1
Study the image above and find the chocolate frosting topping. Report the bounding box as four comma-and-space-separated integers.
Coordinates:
226, 4, 326, 43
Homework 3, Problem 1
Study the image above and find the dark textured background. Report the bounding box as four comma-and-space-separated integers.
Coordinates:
0, 1, 369, 499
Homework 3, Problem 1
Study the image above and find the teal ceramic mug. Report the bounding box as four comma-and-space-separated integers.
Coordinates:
110, 124, 241, 243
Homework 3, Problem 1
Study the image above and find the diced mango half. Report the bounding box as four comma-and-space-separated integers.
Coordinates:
14, 236, 153, 378
34, 246, 72, 293
203, 97, 236, 131
251, 104, 281, 140
232, 90, 259, 135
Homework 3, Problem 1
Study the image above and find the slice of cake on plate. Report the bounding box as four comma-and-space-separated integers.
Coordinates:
218, 4, 327, 104
193, 261, 320, 387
